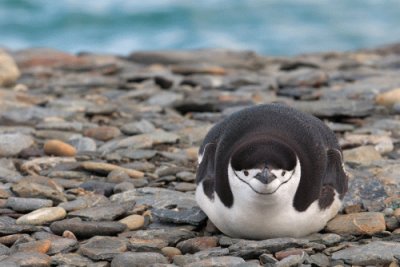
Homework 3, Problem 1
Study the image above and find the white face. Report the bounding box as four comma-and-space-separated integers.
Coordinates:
228, 159, 299, 195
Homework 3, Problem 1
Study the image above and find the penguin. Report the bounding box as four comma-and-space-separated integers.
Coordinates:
195, 103, 348, 239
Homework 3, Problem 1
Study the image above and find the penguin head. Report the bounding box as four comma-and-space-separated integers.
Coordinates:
228, 137, 299, 195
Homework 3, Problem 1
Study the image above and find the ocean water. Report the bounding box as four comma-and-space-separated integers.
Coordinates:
1, 0, 400, 55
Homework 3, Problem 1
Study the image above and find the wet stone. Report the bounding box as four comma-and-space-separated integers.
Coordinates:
50, 218, 127, 239
80, 236, 127, 261
111, 252, 168, 267
6, 197, 53, 213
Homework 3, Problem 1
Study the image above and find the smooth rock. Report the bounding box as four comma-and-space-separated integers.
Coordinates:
80, 161, 144, 178
121, 228, 196, 246
16, 207, 66, 225
326, 212, 386, 235
0, 133, 34, 157
119, 214, 145, 230
276, 252, 306, 267
177, 236, 219, 254
50, 218, 127, 238
376, 88, 400, 107
111, 187, 207, 225
0, 49, 20, 86
51, 253, 94, 267
58, 194, 110, 212
343, 146, 383, 165
68, 201, 134, 221
6, 197, 53, 213
111, 252, 168, 267
79, 180, 115, 196
161, 246, 182, 260
80, 236, 127, 261
68, 137, 97, 152
44, 139, 77, 157
114, 181, 136, 193
1, 252, 51, 267
84, 126, 121, 141
0, 216, 39, 235
13, 240, 51, 254
128, 238, 168, 252
184, 256, 246, 267
12, 179, 66, 203
228, 238, 308, 259
332, 241, 400, 265
121, 120, 156, 135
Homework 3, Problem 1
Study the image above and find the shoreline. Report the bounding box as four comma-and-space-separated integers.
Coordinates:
0, 44, 400, 266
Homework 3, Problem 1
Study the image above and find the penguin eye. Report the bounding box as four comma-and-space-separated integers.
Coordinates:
282, 171, 286, 176
243, 170, 249, 176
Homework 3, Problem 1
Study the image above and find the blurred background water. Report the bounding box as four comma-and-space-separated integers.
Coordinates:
1, 0, 400, 55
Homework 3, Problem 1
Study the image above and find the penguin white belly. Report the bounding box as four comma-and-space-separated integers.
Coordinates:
196, 182, 341, 239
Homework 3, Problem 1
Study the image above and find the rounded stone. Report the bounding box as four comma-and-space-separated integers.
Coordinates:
119, 215, 145, 231
0, 49, 20, 86
6, 197, 53, 213
0, 133, 34, 157
161, 246, 182, 260
84, 126, 121, 141
111, 252, 168, 267
16, 207, 66, 225
44, 139, 77, 157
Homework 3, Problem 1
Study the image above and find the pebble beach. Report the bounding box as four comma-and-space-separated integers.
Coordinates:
0, 45, 400, 266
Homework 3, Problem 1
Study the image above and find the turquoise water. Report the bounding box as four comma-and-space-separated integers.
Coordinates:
1, 0, 400, 55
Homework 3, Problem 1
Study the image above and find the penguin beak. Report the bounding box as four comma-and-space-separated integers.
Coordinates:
254, 168, 276, 184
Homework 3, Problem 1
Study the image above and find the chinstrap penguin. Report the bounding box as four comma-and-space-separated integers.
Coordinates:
195, 104, 348, 239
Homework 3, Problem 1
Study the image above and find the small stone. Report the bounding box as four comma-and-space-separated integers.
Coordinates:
0, 243, 10, 256
50, 218, 127, 238
119, 214, 145, 230
394, 208, 400, 222
128, 238, 168, 252
80, 236, 127, 261
376, 88, 400, 107
12, 179, 66, 203
343, 146, 382, 165
174, 182, 196, 192
114, 182, 135, 193
16, 207, 66, 225
306, 253, 330, 267
332, 241, 400, 265
275, 248, 305, 261
84, 126, 121, 141
184, 256, 246, 267
58, 194, 110, 212
68, 201, 134, 221
1, 252, 51, 267
161, 247, 182, 260
68, 137, 97, 152
0, 133, 34, 157
44, 139, 77, 157
384, 208, 394, 216
107, 169, 131, 183
276, 252, 306, 267
177, 236, 218, 254
122, 228, 196, 246
121, 120, 156, 135
80, 161, 144, 178
79, 180, 115, 196
6, 197, 53, 213
111, 252, 168, 267
51, 253, 94, 267
0, 217, 39, 235
326, 212, 386, 235
260, 253, 278, 265
386, 216, 400, 231
13, 240, 51, 254
0, 49, 20, 86
62, 230, 77, 240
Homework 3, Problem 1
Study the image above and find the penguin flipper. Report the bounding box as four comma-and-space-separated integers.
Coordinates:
196, 143, 217, 199
319, 148, 348, 209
